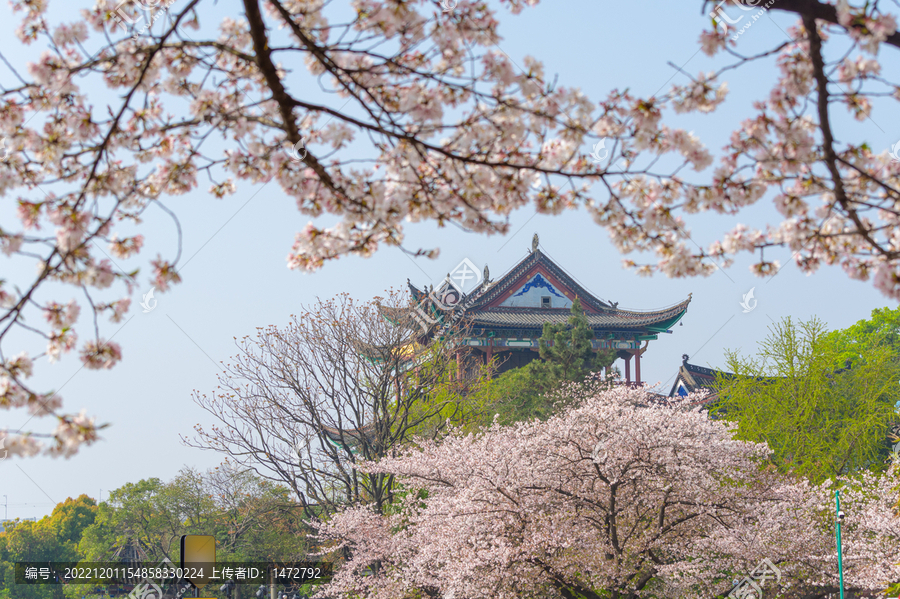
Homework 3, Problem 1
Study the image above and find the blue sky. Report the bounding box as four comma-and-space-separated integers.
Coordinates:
1, 0, 898, 519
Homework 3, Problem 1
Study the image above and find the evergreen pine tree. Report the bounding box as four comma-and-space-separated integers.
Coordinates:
531, 297, 616, 387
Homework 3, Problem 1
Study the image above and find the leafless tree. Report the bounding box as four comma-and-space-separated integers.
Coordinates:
187, 291, 484, 520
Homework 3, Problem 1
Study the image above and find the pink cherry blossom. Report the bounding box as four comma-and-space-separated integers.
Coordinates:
46, 328, 77, 363
5, 352, 33, 378
319, 385, 900, 599
2, 0, 900, 457
79, 339, 122, 370
43, 300, 80, 329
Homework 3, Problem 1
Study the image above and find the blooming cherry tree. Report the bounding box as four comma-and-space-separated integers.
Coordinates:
2, 0, 900, 455
317, 386, 900, 599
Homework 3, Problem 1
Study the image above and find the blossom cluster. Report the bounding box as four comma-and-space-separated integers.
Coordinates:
2, 0, 900, 456
317, 385, 900, 599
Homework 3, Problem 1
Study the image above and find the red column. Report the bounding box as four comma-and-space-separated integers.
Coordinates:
623, 354, 631, 385
634, 350, 642, 387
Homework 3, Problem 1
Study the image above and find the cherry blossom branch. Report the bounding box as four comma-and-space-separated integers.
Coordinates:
803, 13, 894, 260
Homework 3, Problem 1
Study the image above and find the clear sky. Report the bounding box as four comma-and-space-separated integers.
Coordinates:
1, 0, 897, 519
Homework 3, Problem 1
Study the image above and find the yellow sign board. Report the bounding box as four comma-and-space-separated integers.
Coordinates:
180, 535, 216, 589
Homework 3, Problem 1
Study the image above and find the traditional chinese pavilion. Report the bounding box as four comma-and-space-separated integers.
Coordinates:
405, 234, 692, 386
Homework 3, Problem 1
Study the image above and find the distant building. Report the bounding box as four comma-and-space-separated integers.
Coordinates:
398, 234, 692, 386
668, 354, 728, 407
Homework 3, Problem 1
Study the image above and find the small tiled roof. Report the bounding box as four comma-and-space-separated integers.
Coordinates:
667, 355, 732, 406
321, 423, 378, 449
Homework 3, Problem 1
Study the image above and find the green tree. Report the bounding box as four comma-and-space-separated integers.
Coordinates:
202, 464, 310, 562
78, 467, 309, 565
78, 478, 193, 564
713, 315, 900, 484
0, 520, 59, 599
71, 468, 310, 599
478, 298, 617, 425
45, 497, 97, 555
825, 305, 900, 364
532, 297, 617, 386
0, 496, 97, 599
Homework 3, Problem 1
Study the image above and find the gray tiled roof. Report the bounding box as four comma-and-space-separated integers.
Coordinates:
321, 423, 378, 447
468, 300, 691, 329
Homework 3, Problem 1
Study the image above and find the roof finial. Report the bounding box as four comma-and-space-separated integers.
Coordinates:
682, 354, 689, 363
531, 232, 540, 253
483, 264, 490, 283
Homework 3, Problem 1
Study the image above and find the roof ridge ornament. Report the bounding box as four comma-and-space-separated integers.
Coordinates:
531, 232, 539, 254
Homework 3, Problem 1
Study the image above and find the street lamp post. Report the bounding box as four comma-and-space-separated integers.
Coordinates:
835, 489, 845, 599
